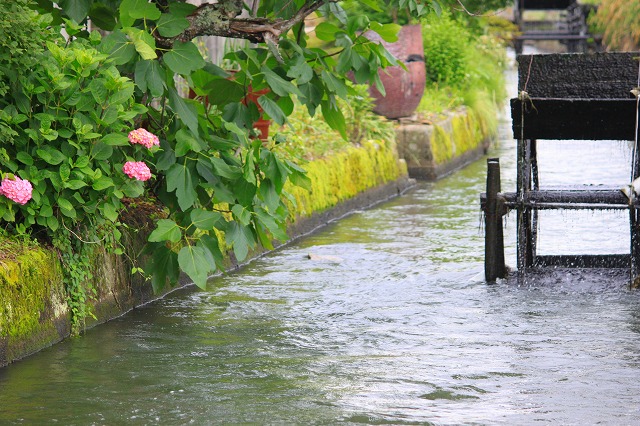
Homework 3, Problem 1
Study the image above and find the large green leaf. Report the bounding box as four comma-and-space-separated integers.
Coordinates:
168, 88, 199, 135
150, 245, 179, 292
120, 0, 161, 27
198, 234, 224, 271
204, 78, 245, 106
156, 12, 190, 38
59, 0, 91, 23
101, 31, 136, 65
314, 22, 341, 41
262, 67, 302, 97
369, 22, 401, 43
124, 27, 157, 60
36, 146, 66, 165
135, 60, 165, 98
166, 163, 197, 211
258, 179, 279, 212
190, 209, 222, 230
321, 99, 347, 140
175, 128, 203, 157
89, 3, 117, 31
227, 222, 255, 262
163, 41, 205, 75
257, 96, 285, 126
148, 219, 182, 242
178, 245, 209, 289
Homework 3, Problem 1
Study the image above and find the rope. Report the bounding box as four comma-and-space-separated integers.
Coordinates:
630, 56, 640, 286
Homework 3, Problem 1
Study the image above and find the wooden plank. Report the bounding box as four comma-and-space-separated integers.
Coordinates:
517, 53, 639, 99
481, 188, 631, 211
516, 34, 592, 41
534, 254, 630, 268
521, 0, 573, 10
511, 98, 638, 140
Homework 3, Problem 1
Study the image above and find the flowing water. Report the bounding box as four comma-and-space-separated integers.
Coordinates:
2, 54, 640, 425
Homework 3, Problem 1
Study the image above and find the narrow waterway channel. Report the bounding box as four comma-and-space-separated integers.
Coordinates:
2, 53, 640, 425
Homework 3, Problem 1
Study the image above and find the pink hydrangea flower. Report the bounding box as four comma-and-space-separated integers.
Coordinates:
128, 128, 160, 149
123, 161, 152, 181
0, 177, 33, 205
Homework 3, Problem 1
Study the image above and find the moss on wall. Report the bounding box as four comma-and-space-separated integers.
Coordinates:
431, 109, 487, 166
285, 138, 407, 220
0, 243, 67, 364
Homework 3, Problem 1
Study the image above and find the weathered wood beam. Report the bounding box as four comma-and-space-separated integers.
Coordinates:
534, 254, 630, 268
521, 0, 573, 10
511, 98, 638, 141
516, 53, 639, 99
481, 188, 632, 211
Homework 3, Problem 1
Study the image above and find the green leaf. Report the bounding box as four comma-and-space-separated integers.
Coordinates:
321, 70, 348, 99
59, 0, 91, 23
16, 152, 33, 166
100, 31, 136, 65
148, 219, 182, 243
57, 198, 76, 218
175, 128, 202, 157
65, 179, 86, 190
257, 96, 285, 126
231, 204, 251, 226
168, 88, 199, 136
120, 0, 161, 27
211, 157, 242, 180
314, 22, 341, 41
163, 41, 205, 75
124, 27, 157, 60
103, 203, 118, 222
227, 222, 254, 262
89, 3, 117, 31
36, 147, 66, 165
321, 100, 347, 140
101, 133, 129, 146
258, 179, 280, 212
262, 67, 302, 97
190, 209, 222, 230
287, 55, 314, 85
178, 245, 209, 289
92, 177, 114, 191
204, 78, 245, 106
369, 22, 401, 43
166, 163, 197, 211
156, 12, 189, 38
47, 216, 59, 231
150, 245, 180, 292
92, 142, 113, 160
135, 60, 165, 98
198, 234, 224, 271
255, 208, 287, 241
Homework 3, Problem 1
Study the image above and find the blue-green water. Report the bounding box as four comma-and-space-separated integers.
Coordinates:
2, 56, 640, 425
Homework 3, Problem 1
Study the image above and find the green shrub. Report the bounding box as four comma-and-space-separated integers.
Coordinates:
422, 11, 470, 86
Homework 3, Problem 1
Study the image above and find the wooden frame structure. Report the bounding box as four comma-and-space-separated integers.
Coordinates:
483, 52, 640, 282
514, 0, 593, 54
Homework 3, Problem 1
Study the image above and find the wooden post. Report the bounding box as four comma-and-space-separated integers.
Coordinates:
485, 158, 506, 281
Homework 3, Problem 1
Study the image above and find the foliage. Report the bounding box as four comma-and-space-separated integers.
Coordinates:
0, 0, 54, 99
417, 12, 507, 135
422, 11, 470, 86
16, 0, 441, 294
276, 84, 395, 161
590, 0, 640, 50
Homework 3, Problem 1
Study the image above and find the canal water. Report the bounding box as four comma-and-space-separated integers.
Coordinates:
2, 54, 640, 424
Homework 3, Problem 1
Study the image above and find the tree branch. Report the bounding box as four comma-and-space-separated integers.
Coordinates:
155, 0, 332, 48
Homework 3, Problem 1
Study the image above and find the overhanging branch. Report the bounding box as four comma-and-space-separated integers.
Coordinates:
154, 0, 331, 48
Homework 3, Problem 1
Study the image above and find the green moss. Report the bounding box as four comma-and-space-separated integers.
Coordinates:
430, 109, 493, 166
0, 242, 67, 363
285, 138, 407, 220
